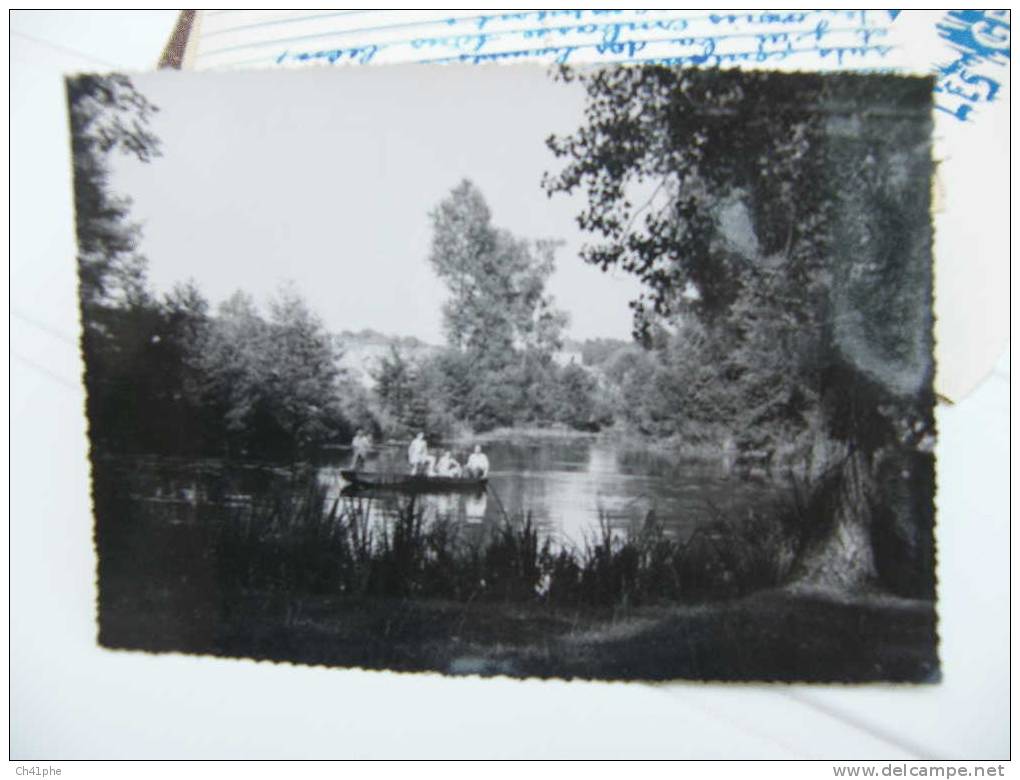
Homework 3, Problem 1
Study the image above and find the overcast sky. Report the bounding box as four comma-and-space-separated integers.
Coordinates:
110, 65, 642, 344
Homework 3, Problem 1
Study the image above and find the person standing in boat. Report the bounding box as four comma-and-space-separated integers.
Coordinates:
464, 445, 490, 479
436, 450, 462, 478
349, 429, 372, 469
408, 431, 435, 475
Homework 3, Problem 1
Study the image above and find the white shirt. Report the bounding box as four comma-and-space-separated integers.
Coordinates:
466, 452, 489, 476
408, 438, 427, 462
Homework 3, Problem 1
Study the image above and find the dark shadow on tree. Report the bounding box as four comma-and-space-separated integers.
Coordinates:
544, 67, 936, 597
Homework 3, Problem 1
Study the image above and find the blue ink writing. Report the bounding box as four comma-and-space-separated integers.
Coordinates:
934, 10, 1010, 122
270, 9, 896, 72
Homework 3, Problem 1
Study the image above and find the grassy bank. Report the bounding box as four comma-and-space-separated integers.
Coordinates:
92, 462, 937, 681
602, 427, 730, 461
97, 471, 806, 609
459, 425, 600, 443
98, 585, 938, 682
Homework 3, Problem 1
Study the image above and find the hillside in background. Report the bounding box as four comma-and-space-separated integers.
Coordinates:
337, 329, 439, 388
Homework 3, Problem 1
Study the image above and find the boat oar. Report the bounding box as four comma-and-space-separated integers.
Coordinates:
486, 482, 510, 523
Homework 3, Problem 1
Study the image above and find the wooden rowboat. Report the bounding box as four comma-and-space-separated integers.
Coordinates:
340, 470, 487, 493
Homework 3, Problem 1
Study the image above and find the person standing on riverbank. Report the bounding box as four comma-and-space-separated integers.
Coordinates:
465, 445, 490, 479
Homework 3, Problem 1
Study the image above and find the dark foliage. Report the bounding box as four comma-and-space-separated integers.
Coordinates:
390, 180, 611, 434
97, 464, 808, 610
544, 67, 937, 593
69, 77, 363, 459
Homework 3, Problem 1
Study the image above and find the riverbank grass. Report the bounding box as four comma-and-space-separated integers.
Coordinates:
93, 464, 937, 680
99, 585, 938, 682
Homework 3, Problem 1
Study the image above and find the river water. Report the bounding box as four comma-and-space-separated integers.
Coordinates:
318, 435, 782, 548
102, 435, 781, 550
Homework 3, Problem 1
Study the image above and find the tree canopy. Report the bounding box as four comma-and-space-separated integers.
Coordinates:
68, 76, 364, 458
543, 67, 935, 450
428, 180, 569, 361
544, 67, 936, 593
414, 181, 609, 432
67, 74, 161, 311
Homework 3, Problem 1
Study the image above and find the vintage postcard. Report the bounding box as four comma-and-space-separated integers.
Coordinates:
69, 63, 938, 681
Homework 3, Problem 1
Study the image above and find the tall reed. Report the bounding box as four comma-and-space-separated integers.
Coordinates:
182, 475, 807, 608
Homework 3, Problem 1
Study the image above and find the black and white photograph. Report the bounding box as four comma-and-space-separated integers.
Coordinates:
69, 63, 938, 682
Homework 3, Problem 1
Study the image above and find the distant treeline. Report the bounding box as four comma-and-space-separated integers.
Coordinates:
68, 77, 616, 459
339, 328, 433, 351
82, 269, 835, 461
341, 331, 638, 439
69, 73, 816, 462
369, 342, 611, 439
83, 282, 376, 458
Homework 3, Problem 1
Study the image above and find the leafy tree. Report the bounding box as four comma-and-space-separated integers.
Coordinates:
371, 346, 465, 438
195, 288, 350, 456
579, 337, 630, 367
373, 346, 417, 430
265, 286, 347, 449
556, 363, 600, 431
141, 281, 216, 452
428, 180, 569, 362
67, 75, 161, 313
161, 281, 213, 411
423, 181, 579, 431
67, 75, 164, 454
545, 67, 935, 595
197, 291, 272, 450
66, 79, 220, 454
67, 77, 371, 459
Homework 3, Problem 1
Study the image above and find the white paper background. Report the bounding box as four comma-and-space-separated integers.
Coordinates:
8, 10, 1011, 759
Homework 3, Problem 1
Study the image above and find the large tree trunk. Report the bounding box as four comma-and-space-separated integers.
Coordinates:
792, 449, 878, 592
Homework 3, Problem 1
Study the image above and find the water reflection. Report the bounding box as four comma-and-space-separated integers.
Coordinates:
106, 437, 782, 551
318, 436, 782, 548
336, 484, 488, 522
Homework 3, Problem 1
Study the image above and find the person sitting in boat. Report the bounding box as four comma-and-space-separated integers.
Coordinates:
436, 451, 462, 478
349, 429, 372, 469
408, 432, 435, 476
464, 445, 490, 479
